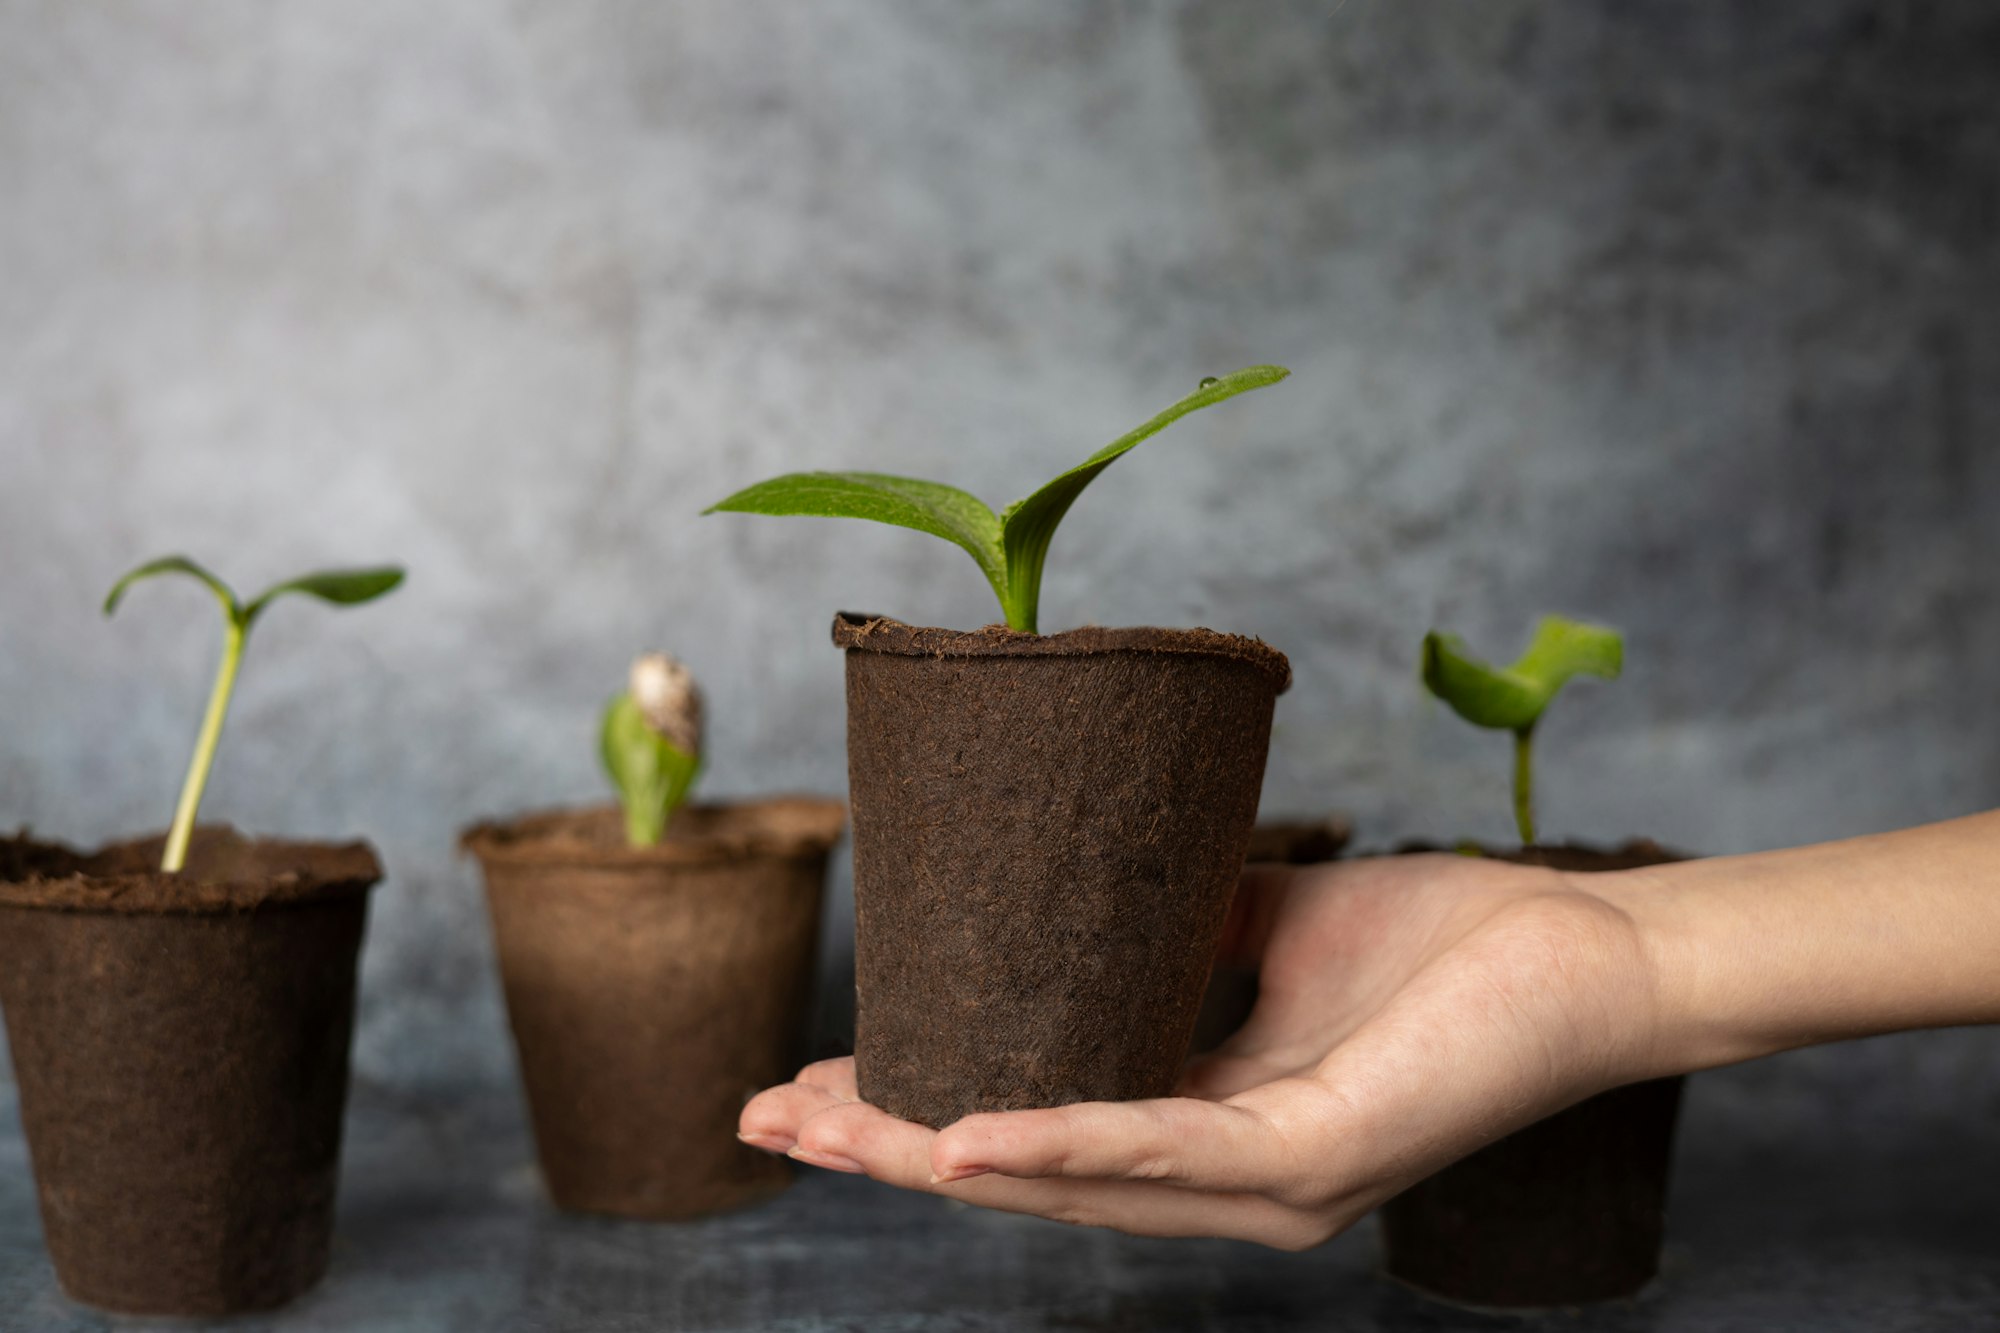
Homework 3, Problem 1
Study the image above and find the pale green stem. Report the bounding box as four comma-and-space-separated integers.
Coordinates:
994, 537, 1042, 633
1512, 725, 1537, 848
1001, 589, 1037, 635
162, 619, 245, 873
623, 799, 665, 849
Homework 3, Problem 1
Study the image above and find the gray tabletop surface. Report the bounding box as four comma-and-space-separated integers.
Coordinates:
4, 1024, 1999, 1332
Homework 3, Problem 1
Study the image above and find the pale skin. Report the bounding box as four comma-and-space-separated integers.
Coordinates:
740, 811, 2000, 1250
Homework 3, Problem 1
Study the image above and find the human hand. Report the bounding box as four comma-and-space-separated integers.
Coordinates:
739, 852, 1671, 1249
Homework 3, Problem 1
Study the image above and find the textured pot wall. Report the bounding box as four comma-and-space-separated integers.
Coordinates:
1, 2, 1996, 1095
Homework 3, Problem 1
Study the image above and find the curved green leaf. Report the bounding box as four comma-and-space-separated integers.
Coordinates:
1421, 616, 1623, 733
601, 692, 701, 847
704, 472, 1006, 606
1513, 617, 1623, 694
104, 555, 240, 621
997, 365, 1290, 632
242, 566, 405, 626
702, 366, 1291, 634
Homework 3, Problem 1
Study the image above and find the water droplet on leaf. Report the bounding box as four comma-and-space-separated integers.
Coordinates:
1199, 376, 1220, 388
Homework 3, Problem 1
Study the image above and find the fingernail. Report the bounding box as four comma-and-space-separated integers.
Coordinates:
737, 1131, 794, 1154
788, 1146, 866, 1175
929, 1165, 992, 1185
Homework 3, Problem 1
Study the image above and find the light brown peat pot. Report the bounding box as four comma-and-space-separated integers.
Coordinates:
0, 828, 379, 1317
836, 613, 1291, 1130
463, 798, 844, 1219
1381, 839, 1687, 1309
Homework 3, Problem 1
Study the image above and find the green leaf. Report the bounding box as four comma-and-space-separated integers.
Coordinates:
1512, 616, 1623, 694
104, 555, 240, 621
1421, 616, 1624, 733
704, 472, 1006, 608
241, 567, 405, 626
997, 365, 1291, 632
600, 692, 701, 848
702, 366, 1291, 634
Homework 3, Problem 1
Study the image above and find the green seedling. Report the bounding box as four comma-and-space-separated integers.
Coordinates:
1420, 616, 1623, 847
703, 365, 1290, 634
601, 652, 702, 847
103, 556, 405, 873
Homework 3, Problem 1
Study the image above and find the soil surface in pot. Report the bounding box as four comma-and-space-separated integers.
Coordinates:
1191, 815, 1353, 1053
1381, 839, 1686, 1309
463, 797, 845, 1220
836, 613, 1290, 1130
0, 827, 379, 1317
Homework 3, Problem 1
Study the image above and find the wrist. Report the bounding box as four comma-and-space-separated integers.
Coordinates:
1575, 863, 1742, 1080
1564, 812, 2000, 1083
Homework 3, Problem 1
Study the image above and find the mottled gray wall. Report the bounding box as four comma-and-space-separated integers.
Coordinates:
2, 2, 1996, 1095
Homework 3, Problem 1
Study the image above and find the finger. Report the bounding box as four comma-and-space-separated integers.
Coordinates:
928, 1093, 1311, 1194
792, 1100, 1335, 1250
789, 1097, 939, 1179
738, 1078, 851, 1150
793, 1057, 859, 1100
1177, 1049, 1302, 1101
955, 1176, 1332, 1250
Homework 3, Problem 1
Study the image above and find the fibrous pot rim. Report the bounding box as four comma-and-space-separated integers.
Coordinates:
831, 612, 1291, 693
0, 825, 382, 915
461, 796, 846, 871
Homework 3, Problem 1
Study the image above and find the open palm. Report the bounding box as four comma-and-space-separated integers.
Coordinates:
740, 853, 1666, 1249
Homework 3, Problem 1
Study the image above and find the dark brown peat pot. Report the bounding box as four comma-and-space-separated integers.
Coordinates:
0, 827, 379, 1317
463, 797, 844, 1219
1380, 839, 1687, 1309
836, 613, 1291, 1130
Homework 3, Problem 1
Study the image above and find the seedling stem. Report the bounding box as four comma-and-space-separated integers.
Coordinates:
1512, 725, 1536, 847
1421, 616, 1622, 849
104, 556, 405, 873
163, 618, 246, 873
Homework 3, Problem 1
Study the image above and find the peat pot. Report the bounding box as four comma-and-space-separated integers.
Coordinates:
1381, 840, 1688, 1309
836, 612, 1291, 1130
0, 828, 379, 1317
463, 798, 845, 1219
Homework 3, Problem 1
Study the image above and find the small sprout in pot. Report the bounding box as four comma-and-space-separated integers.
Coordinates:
1421, 616, 1623, 846
601, 653, 703, 847
703, 365, 1290, 634
103, 556, 405, 874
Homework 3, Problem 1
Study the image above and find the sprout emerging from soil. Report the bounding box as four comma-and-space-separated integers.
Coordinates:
103, 556, 406, 874
601, 653, 702, 847
703, 365, 1290, 634
1421, 616, 1624, 847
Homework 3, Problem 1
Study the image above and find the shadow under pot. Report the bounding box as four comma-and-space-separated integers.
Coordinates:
1380, 839, 1687, 1310
1189, 815, 1354, 1054
836, 613, 1291, 1130
463, 797, 845, 1220
0, 828, 379, 1318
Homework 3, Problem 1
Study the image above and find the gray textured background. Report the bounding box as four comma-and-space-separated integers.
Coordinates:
2, 0, 1996, 1116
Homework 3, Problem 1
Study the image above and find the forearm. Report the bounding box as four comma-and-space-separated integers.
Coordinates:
1596, 810, 2000, 1076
